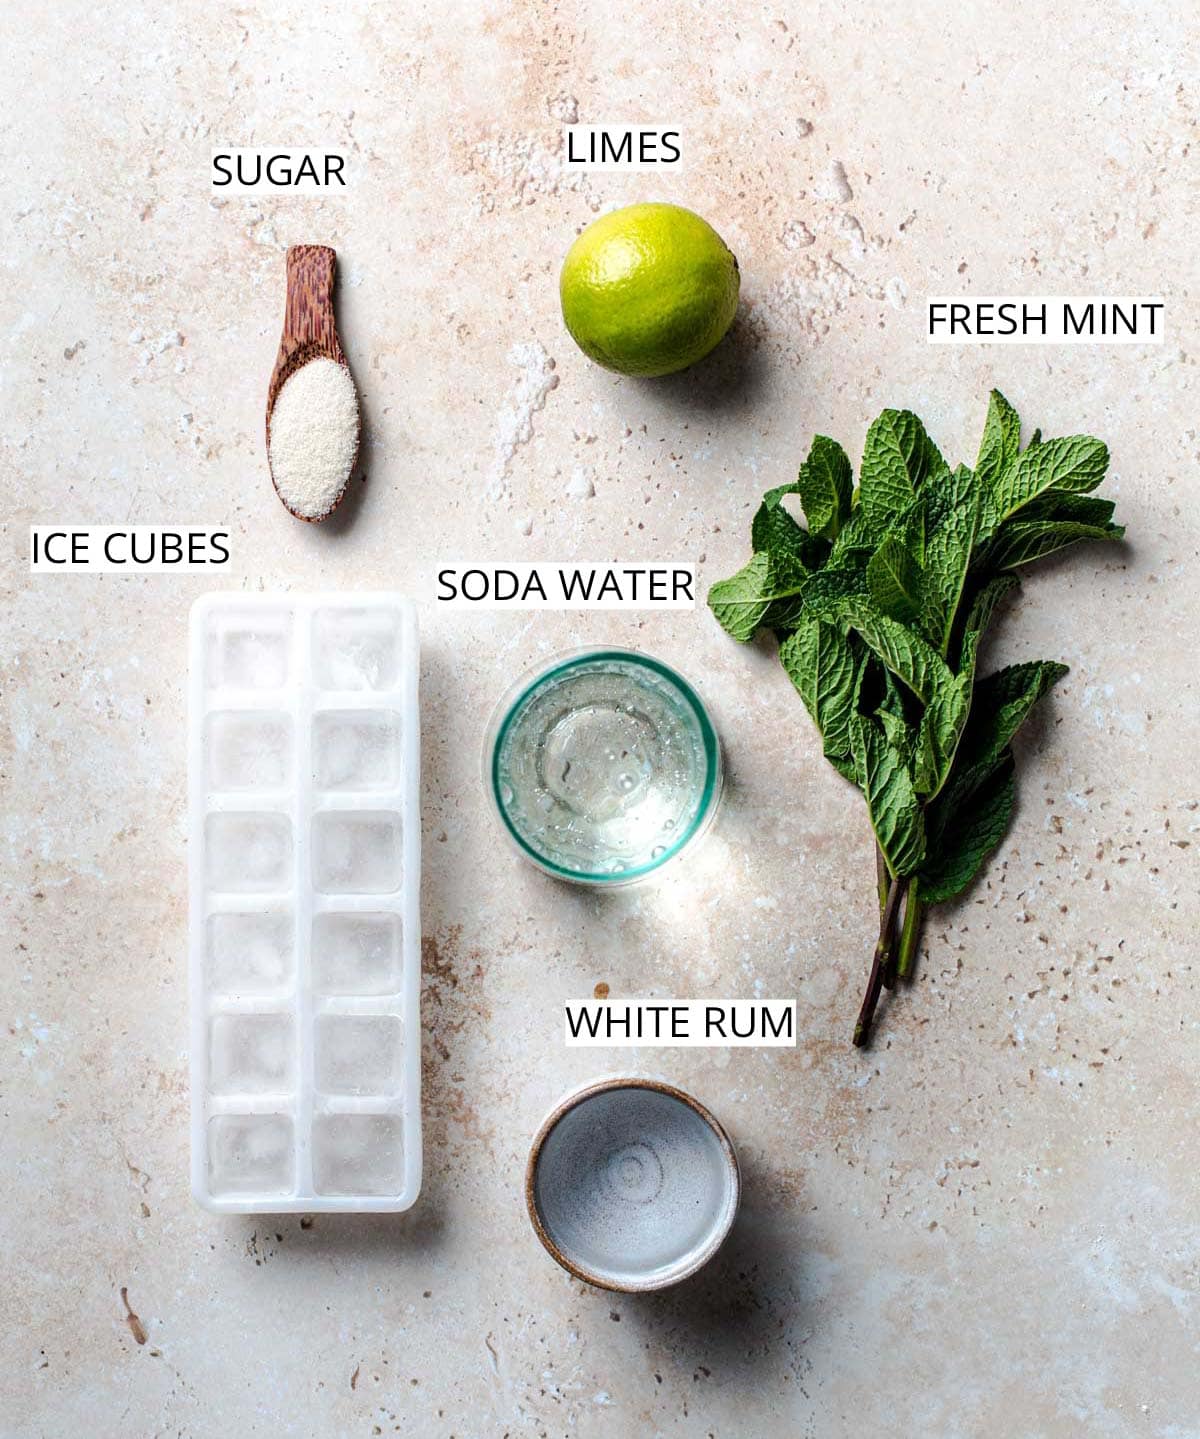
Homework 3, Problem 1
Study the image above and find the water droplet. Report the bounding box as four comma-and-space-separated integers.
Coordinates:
663, 818, 676, 831
651, 845, 666, 860
617, 772, 635, 792
500, 783, 514, 805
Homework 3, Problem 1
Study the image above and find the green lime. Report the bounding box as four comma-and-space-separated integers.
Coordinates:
559, 203, 740, 377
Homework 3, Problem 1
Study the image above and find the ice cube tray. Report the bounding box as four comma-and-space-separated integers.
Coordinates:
188, 593, 421, 1213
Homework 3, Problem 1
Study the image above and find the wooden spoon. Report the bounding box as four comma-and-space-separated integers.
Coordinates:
265, 244, 361, 522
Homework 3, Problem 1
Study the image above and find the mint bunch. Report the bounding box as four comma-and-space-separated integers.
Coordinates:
709, 392, 1123, 1046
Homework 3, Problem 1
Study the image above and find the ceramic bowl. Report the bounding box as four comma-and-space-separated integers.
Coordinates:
525, 1077, 740, 1292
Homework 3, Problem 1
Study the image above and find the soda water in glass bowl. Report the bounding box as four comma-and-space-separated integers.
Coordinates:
485, 649, 722, 884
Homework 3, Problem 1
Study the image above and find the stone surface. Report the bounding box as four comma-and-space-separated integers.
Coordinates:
3, 2, 1198, 1435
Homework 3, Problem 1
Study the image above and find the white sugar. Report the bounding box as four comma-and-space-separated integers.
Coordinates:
268, 358, 359, 519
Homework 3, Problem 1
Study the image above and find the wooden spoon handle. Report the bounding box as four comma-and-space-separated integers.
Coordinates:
268, 245, 346, 408
284, 245, 341, 353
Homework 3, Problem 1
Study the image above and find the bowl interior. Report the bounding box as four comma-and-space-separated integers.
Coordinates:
531, 1084, 738, 1290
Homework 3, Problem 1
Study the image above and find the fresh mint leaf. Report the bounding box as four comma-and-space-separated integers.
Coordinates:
828, 509, 874, 564
867, 532, 926, 624
833, 594, 968, 796
1020, 490, 1117, 526
792, 434, 854, 540
751, 488, 830, 567
912, 672, 970, 798
834, 598, 955, 704
799, 559, 871, 619
986, 519, 1124, 569
921, 464, 980, 654
851, 716, 926, 877
956, 572, 1020, 679
876, 703, 917, 764
975, 390, 1021, 490
991, 434, 1109, 520
779, 615, 862, 776
859, 409, 946, 536
958, 661, 1069, 772
708, 551, 808, 643
919, 753, 1016, 903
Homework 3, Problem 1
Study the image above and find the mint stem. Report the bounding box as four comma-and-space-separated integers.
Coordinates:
875, 844, 889, 913
876, 844, 899, 988
897, 885, 923, 980
853, 874, 908, 1047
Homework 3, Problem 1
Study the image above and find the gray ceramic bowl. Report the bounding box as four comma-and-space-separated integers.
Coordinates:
525, 1078, 740, 1292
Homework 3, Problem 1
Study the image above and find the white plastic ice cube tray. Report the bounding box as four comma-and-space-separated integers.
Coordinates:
188, 593, 421, 1213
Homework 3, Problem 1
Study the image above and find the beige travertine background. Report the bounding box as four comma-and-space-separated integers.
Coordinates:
3, 2, 1198, 1435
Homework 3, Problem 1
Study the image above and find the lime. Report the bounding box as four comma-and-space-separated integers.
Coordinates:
559, 203, 740, 377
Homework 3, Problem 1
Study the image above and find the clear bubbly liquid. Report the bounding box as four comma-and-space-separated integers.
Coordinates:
495, 657, 715, 878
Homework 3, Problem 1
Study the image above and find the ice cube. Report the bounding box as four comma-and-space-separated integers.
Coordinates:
312, 912, 401, 995
207, 609, 292, 689
313, 607, 402, 691
206, 813, 292, 893
206, 711, 292, 791
209, 1011, 295, 1095
208, 1113, 294, 1196
312, 811, 401, 894
312, 1113, 404, 1196
206, 911, 293, 995
313, 710, 400, 791
315, 1013, 403, 1096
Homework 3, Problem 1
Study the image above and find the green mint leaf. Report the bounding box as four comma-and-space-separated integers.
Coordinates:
791, 434, 854, 540
751, 488, 830, 568
779, 615, 862, 774
991, 434, 1109, 521
834, 598, 955, 704
959, 661, 1069, 773
859, 409, 946, 536
851, 716, 926, 877
913, 672, 971, 798
921, 464, 980, 654
919, 753, 1016, 903
867, 532, 926, 624
798, 559, 871, 619
986, 519, 1124, 570
876, 703, 917, 763
828, 751, 861, 783
975, 389, 1021, 489
956, 572, 1021, 679
708, 551, 808, 643
1019, 490, 1117, 526
828, 509, 874, 563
